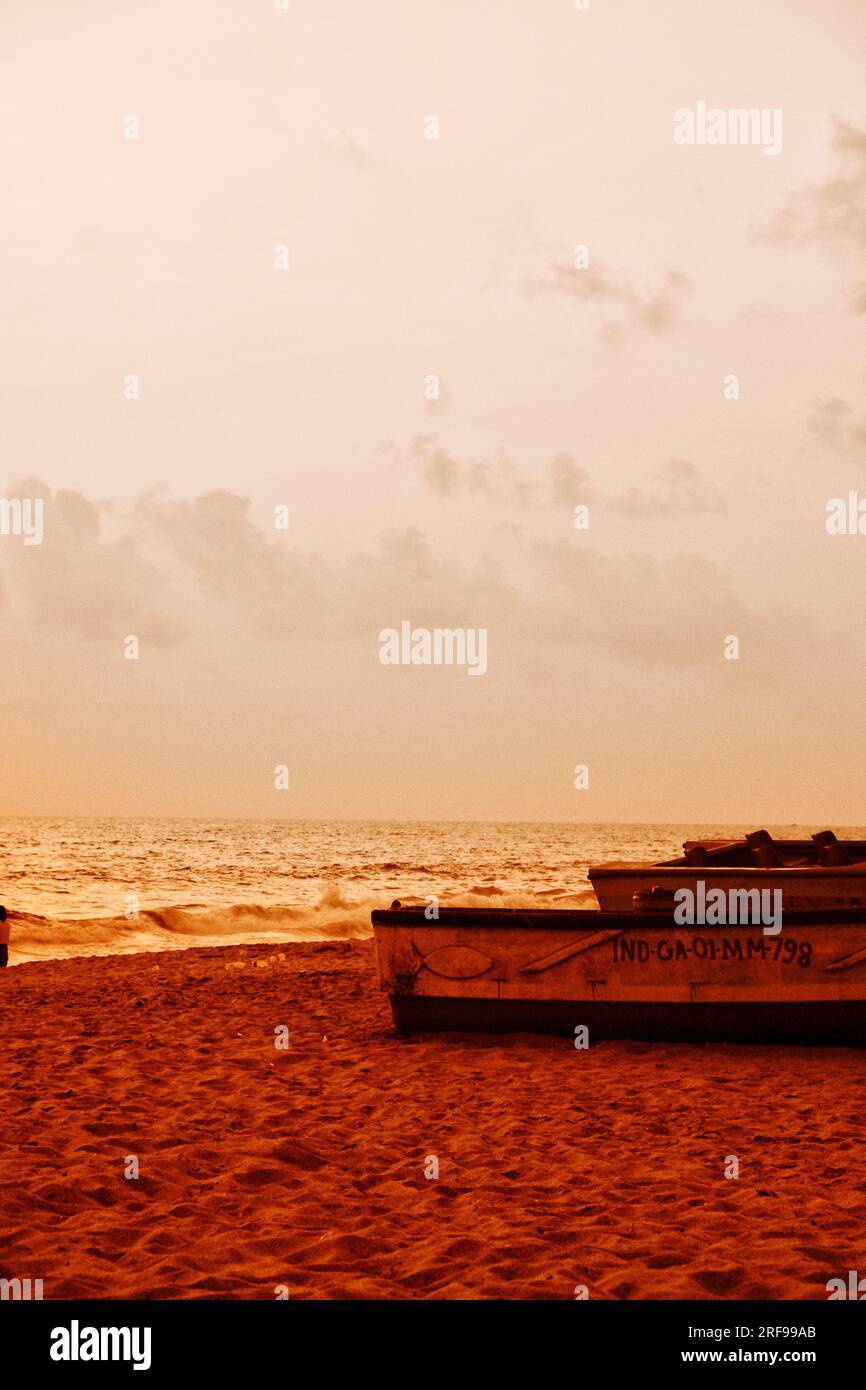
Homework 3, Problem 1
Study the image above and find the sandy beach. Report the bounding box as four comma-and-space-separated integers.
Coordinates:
2, 939, 864, 1300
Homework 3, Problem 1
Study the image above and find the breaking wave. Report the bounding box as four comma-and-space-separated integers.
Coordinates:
8, 887, 375, 965
7, 882, 598, 965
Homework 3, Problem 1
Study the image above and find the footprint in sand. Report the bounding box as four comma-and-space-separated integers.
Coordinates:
692, 1265, 745, 1295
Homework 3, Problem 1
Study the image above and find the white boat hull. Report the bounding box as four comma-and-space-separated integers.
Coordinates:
372, 906, 866, 1043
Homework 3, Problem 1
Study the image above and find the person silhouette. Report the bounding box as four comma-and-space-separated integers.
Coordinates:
0, 906, 8, 967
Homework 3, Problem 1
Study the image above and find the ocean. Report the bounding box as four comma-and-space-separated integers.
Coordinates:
2, 818, 856, 964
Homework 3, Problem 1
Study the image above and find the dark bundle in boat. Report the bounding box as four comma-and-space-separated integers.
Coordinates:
591, 829, 866, 911
683, 827, 864, 869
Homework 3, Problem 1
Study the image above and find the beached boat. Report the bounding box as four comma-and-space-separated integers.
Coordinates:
371, 903, 866, 1043
589, 830, 866, 912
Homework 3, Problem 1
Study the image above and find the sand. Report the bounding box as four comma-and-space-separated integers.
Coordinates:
2, 940, 864, 1300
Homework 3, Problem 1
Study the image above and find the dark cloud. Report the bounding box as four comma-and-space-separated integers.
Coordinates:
523, 260, 690, 336
806, 397, 866, 449
409, 436, 462, 498
406, 438, 723, 516
406, 436, 592, 507
612, 459, 726, 517
408, 435, 535, 505
548, 453, 591, 507
765, 119, 866, 308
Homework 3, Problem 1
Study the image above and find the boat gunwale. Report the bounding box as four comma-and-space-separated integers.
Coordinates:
371, 906, 866, 929
588, 863, 866, 878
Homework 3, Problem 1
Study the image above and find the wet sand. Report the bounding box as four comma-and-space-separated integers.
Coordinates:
2, 941, 863, 1299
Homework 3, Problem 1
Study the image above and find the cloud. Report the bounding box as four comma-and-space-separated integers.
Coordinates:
406, 437, 723, 516
806, 397, 866, 449
129, 488, 337, 640
0, 481, 812, 682
409, 436, 462, 497
548, 453, 591, 507
523, 259, 690, 336
407, 435, 535, 505
406, 436, 592, 507
612, 459, 726, 517
530, 540, 806, 669
0, 479, 187, 645
376, 525, 437, 578
765, 119, 866, 309
331, 126, 373, 172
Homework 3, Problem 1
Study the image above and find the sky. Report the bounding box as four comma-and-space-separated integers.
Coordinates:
1, 0, 865, 822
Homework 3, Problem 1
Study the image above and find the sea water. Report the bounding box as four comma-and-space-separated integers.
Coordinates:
2, 818, 858, 965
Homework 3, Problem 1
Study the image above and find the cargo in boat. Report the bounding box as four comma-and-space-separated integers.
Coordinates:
589, 829, 866, 912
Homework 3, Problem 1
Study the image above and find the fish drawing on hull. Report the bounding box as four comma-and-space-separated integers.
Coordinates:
409, 941, 495, 980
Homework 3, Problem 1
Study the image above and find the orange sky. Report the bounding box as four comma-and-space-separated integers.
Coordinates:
1, 0, 865, 822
